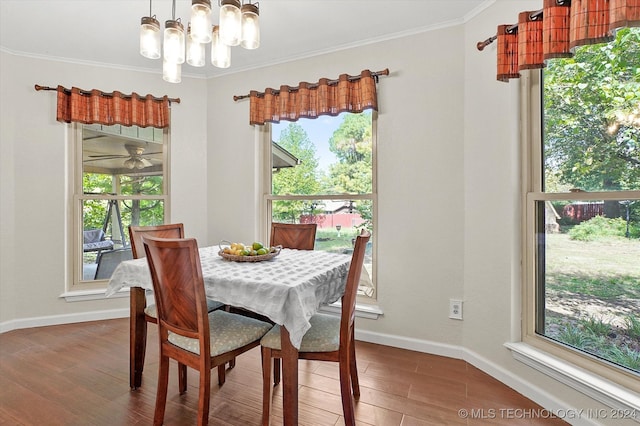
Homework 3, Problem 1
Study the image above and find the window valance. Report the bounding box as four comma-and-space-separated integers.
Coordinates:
239, 69, 388, 125
35, 84, 177, 128
477, 0, 640, 82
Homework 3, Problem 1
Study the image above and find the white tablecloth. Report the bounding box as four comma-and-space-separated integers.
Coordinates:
106, 246, 351, 349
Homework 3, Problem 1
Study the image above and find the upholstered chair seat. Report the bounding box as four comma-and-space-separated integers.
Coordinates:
169, 310, 272, 356
260, 314, 340, 352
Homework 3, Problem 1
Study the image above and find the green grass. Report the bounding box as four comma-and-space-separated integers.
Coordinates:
556, 325, 598, 349
314, 227, 361, 253
543, 233, 640, 372
580, 316, 612, 336
545, 234, 640, 300
546, 316, 639, 371
607, 346, 640, 371
625, 316, 640, 340
546, 273, 638, 300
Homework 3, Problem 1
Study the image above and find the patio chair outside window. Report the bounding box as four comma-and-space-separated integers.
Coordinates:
83, 229, 114, 256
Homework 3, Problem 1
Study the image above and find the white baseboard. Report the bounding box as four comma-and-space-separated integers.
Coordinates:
355, 328, 466, 359
0, 308, 128, 333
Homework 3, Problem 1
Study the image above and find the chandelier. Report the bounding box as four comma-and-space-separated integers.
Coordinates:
140, 0, 260, 83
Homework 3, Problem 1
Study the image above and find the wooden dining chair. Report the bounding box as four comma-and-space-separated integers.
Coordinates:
128, 223, 227, 390
260, 229, 371, 426
231, 222, 318, 323
269, 222, 317, 250
143, 236, 273, 426
264, 222, 318, 381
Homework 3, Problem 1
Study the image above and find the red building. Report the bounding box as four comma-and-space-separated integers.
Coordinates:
562, 202, 604, 222
300, 201, 365, 229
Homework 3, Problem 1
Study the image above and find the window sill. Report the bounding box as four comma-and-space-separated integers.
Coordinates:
319, 301, 383, 319
60, 287, 130, 302
505, 342, 640, 412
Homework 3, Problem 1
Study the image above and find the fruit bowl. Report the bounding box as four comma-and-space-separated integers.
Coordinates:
218, 241, 281, 263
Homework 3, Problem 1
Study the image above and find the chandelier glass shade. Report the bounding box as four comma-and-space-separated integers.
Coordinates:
190, 0, 213, 43
241, 3, 260, 49
220, 0, 242, 46
139, 0, 260, 83
187, 25, 206, 66
140, 16, 161, 59
163, 59, 182, 83
163, 19, 185, 64
211, 25, 231, 68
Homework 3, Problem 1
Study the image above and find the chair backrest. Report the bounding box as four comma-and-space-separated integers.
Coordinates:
95, 248, 133, 280
340, 229, 371, 335
270, 222, 317, 250
142, 236, 210, 351
128, 223, 185, 259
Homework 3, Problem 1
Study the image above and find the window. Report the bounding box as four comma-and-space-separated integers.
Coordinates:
523, 28, 639, 391
70, 123, 168, 290
265, 111, 376, 300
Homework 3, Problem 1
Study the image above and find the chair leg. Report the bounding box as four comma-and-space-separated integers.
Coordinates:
229, 357, 236, 369
178, 362, 188, 394
349, 329, 360, 398
153, 354, 170, 426
261, 347, 272, 426
339, 350, 356, 426
273, 358, 280, 385
140, 321, 148, 373
197, 366, 211, 426
217, 364, 226, 385
130, 288, 148, 389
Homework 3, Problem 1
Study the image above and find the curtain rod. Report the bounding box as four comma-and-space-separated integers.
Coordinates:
232, 68, 390, 101
476, 0, 572, 52
476, 9, 544, 51
34, 84, 181, 104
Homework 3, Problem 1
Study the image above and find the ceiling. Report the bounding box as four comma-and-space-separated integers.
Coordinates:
82, 126, 165, 174
81, 124, 297, 174
0, 0, 490, 79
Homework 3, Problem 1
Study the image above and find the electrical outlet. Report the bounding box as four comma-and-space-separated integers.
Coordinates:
449, 299, 463, 320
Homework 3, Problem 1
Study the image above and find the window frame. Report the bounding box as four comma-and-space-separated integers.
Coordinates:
520, 70, 640, 393
67, 123, 170, 293
260, 112, 379, 304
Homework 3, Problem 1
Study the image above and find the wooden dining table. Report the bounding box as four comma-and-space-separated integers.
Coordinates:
106, 245, 351, 425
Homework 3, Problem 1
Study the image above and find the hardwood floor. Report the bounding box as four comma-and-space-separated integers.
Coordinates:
0, 319, 566, 425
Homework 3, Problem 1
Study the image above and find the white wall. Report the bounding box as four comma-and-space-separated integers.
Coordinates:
463, 0, 534, 381
0, 1, 627, 423
0, 52, 208, 324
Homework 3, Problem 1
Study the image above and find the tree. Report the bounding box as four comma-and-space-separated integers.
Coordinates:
83, 173, 164, 238
272, 123, 321, 222
121, 175, 164, 226
271, 114, 374, 228
544, 28, 640, 217
327, 112, 373, 194
326, 112, 373, 229
82, 173, 113, 230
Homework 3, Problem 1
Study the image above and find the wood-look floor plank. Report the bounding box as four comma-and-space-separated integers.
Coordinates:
0, 319, 566, 426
